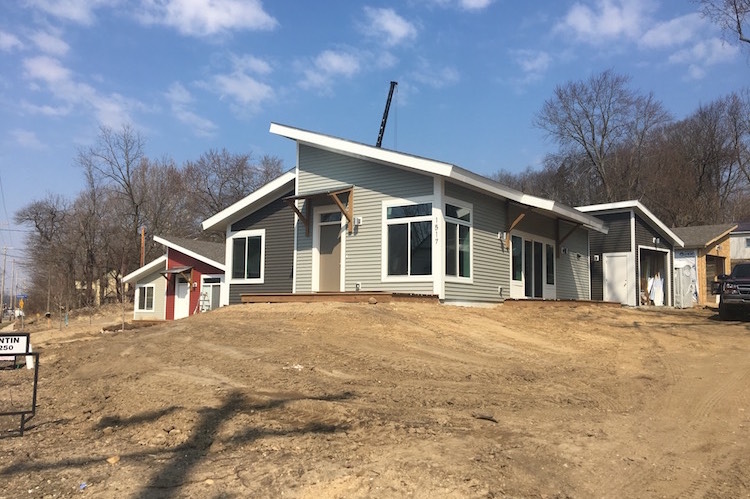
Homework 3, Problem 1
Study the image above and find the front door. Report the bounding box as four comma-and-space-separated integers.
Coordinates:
174, 278, 190, 319
510, 233, 556, 299
603, 253, 633, 305
317, 211, 342, 292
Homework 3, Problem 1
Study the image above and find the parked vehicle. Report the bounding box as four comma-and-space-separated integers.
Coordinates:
715, 263, 750, 320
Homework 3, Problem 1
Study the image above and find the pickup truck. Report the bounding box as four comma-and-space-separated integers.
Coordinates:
715, 263, 750, 320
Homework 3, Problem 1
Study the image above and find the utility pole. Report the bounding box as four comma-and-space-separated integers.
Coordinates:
0, 247, 5, 323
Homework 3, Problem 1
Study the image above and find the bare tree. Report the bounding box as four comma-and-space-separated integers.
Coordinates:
534, 69, 670, 203
699, 0, 750, 45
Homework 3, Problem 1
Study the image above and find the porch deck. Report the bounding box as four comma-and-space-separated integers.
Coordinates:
240, 291, 439, 304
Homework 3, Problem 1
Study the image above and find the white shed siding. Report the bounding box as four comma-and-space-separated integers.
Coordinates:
556, 225, 591, 300
444, 182, 509, 302
297, 145, 434, 294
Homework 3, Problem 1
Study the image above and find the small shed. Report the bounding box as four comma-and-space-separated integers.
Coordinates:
671, 224, 736, 307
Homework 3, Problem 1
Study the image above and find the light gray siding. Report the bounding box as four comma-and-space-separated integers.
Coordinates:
444, 182, 508, 302
296, 145, 434, 295
556, 225, 591, 300
132, 270, 166, 321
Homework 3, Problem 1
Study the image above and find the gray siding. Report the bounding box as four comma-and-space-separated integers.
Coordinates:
297, 145, 434, 295
132, 269, 166, 321
229, 193, 295, 303
444, 182, 508, 302
556, 225, 591, 300
590, 211, 632, 301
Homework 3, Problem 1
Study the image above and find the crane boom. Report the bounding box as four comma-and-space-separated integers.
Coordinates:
376, 81, 398, 148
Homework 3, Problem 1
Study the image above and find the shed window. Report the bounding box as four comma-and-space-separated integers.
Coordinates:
745, 237, 750, 249
137, 285, 154, 311
445, 202, 471, 278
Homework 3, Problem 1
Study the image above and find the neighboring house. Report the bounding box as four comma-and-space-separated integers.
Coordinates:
578, 201, 684, 307
122, 235, 225, 321
203, 123, 609, 305
729, 221, 750, 264
672, 224, 736, 307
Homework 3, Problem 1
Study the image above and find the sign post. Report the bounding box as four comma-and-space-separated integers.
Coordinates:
0, 333, 39, 436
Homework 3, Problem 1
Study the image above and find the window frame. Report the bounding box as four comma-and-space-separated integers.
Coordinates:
444, 197, 473, 283
136, 284, 155, 312
200, 274, 224, 312
381, 197, 434, 282
229, 228, 265, 284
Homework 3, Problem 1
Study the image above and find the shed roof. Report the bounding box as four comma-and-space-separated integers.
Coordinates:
577, 200, 684, 247
123, 255, 167, 284
153, 235, 225, 270
671, 224, 737, 249
269, 123, 608, 234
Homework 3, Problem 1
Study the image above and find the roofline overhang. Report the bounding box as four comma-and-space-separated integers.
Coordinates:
269, 122, 608, 234
153, 235, 226, 271
577, 200, 684, 247
201, 170, 296, 232
122, 255, 167, 283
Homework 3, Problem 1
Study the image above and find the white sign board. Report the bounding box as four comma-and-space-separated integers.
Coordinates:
0, 333, 30, 355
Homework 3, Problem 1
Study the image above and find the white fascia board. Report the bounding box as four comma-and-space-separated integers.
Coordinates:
271, 122, 608, 234
123, 255, 167, 283
578, 200, 683, 247
153, 235, 226, 271
201, 170, 296, 232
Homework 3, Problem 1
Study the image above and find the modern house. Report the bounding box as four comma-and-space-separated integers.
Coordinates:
577, 201, 684, 307
672, 224, 736, 307
203, 123, 609, 305
122, 235, 225, 320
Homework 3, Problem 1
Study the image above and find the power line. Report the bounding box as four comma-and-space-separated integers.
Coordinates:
0, 173, 13, 248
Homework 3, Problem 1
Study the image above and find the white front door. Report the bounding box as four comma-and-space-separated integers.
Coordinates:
603, 253, 635, 305
509, 233, 556, 299
175, 278, 190, 319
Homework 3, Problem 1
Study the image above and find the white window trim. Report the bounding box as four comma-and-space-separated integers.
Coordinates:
229, 228, 266, 284
381, 196, 434, 283
136, 284, 155, 312
200, 274, 224, 311
444, 196, 473, 284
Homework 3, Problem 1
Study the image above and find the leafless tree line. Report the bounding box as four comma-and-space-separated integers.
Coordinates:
15, 124, 283, 313
495, 70, 750, 228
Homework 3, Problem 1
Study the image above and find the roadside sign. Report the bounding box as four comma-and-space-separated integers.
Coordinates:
19, 299, 24, 310
0, 333, 30, 355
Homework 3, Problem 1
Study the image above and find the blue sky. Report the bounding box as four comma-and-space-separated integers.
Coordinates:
0, 0, 747, 267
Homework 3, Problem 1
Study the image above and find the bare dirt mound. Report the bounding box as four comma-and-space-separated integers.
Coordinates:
2, 302, 749, 498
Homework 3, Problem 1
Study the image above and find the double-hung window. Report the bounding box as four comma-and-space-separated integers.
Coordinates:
231, 229, 265, 283
445, 201, 471, 279
385, 201, 432, 277
137, 285, 154, 311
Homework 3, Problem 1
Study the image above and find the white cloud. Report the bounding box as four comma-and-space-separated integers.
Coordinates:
640, 13, 705, 49
165, 82, 217, 136
512, 49, 551, 75
25, 0, 112, 25
300, 50, 361, 92
21, 101, 72, 116
230, 54, 273, 75
138, 0, 277, 36
362, 7, 417, 47
11, 129, 45, 149
23, 55, 138, 126
30, 31, 70, 56
200, 55, 274, 112
0, 31, 22, 51
458, 0, 493, 10
668, 37, 739, 79
556, 0, 652, 43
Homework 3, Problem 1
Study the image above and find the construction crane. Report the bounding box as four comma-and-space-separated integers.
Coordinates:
376, 81, 398, 148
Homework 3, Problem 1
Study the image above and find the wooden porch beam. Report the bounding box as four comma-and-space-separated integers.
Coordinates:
284, 198, 311, 237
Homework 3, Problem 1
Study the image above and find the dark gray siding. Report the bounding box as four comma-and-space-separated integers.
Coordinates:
634, 214, 674, 305
228, 193, 295, 303
590, 211, 632, 301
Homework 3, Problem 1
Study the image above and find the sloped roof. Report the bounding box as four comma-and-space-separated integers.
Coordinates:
123, 255, 167, 283
269, 123, 608, 234
153, 235, 225, 270
201, 171, 296, 232
577, 200, 684, 247
672, 224, 737, 249
732, 221, 750, 233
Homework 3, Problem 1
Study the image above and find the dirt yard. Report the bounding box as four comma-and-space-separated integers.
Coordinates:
1, 301, 749, 498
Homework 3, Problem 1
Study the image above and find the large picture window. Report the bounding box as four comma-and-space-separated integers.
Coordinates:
445, 202, 471, 278
137, 285, 154, 311
231, 230, 264, 282
385, 202, 432, 277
